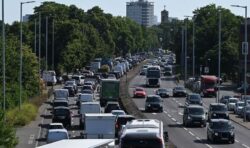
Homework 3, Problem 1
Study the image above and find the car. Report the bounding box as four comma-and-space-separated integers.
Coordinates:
208, 103, 229, 122
52, 107, 72, 127
145, 95, 163, 112
183, 105, 206, 127
80, 89, 93, 94
63, 85, 75, 97
52, 100, 69, 108
115, 115, 135, 137
82, 85, 94, 92
104, 102, 121, 113
77, 93, 94, 107
65, 80, 77, 92
173, 86, 187, 97
227, 98, 238, 111
240, 106, 250, 120
185, 93, 203, 106
207, 119, 235, 143
220, 95, 232, 104
111, 110, 126, 117
46, 129, 69, 143
155, 88, 170, 98
133, 87, 146, 98
234, 101, 245, 115
48, 123, 64, 130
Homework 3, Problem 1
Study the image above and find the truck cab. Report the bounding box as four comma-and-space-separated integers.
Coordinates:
200, 75, 218, 97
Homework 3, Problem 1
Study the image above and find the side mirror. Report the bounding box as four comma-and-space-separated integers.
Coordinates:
163, 131, 168, 142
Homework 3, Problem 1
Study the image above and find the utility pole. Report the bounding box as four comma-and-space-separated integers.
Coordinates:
45, 16, 48, 71
2, 0, 6, 120
218, 8, 222, 103
181, 26, 184, 78
192, 16, 195, 77
184, 19, 188, 82
34, 19, 36, 54
52, 18, 55, 70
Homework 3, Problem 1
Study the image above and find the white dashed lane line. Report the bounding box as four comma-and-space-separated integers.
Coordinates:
152, 113, 157, 115
171, 118, 176, 122
242, 144, 250, 148
235, 139, 239, 143
195, 137, 201, 140
164, 111, 168, 114
205, 144, 213, 148
176, 122, 181, 125
183, 128, 188, 131
188, 131, 195, 136
178, 112, 183, 116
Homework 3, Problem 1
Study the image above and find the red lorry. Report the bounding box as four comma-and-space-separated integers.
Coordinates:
200, 75, 218, 97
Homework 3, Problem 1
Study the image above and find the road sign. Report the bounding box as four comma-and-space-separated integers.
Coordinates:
242, 42, 248, 55
204, 67, 209, 74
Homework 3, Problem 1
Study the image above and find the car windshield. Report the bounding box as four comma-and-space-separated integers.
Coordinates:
238, 102, 245, 107
158, 89, 167, 93
176, 87, 185, 91
189, 95, 201, 100
229, 99, 238, 103
210, 121, 232, 129
189, 108, 204, 115
136, 88, 144, 91
210, 105, 227, 111
54, 109, 70, 115
146, 96, 161, 102
245, 106, 250, 111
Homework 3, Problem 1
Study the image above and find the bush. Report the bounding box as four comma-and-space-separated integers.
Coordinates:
99, 65, 110, 73
6, 103, 38, 126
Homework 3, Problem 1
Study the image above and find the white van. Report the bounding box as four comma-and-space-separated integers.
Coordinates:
79, 102, 101, 127
83, 113, 116, 139
54, 89, 69, 100
114, 65, 124, 76
46, 129, 69, 143
77, 94, 94, 106
42, 70, 57, 86
119, 119, 168, 148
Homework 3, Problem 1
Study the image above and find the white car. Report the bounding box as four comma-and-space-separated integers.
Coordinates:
111, 110, 126, 116
47, 129, 69, 143
234, 101, 245, 115
227, 98, 238, 111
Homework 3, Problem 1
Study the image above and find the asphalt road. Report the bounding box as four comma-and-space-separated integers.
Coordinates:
129, 74, 250, 148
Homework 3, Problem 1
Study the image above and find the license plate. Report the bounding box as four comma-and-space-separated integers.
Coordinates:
221, 137, 228, 140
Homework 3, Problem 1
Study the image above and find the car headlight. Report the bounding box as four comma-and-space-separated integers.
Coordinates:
230, 130, 234, 136
202, 115, 206, 119
214, 132, 218, 136
147, 104, 151, 107
188, 116, 191, 120
213, 113, 216, 116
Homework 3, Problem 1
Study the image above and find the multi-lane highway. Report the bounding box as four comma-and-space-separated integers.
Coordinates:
129, 74, 250, 148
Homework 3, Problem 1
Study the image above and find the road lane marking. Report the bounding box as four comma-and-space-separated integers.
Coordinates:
235, 139, 239, 143
173, 98, 176, 101
28, 134, 35, 144
242, 144, 250, 148
183, 128, 188, 131
35, 103, 50, 147
168, 114, 172, 118
176, 122, 181, 125
171, 118, 176, 122
196, 137, 200, 140
164, 111, 168, 114
188, 131, 194, 136
176, 100, 179, 103
152, 113, 157, 115
178, 112, 183, 116
178, 103, 182, 106
205, 144, 213, 148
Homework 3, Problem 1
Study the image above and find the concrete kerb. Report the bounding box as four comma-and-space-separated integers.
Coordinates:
119, 61, 146, 119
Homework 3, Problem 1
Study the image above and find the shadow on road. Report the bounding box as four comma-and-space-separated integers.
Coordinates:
40, 114, 52, 119
168, 123, 183, 128
39, 123, 49, 129
36, 137, 46, 142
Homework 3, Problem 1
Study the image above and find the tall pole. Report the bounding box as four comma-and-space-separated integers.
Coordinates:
218, 9, 221, 103
244, 6, 248, 121
181, 26, 184, 78
34, 19, 36, 54
52, 18, 54, 70
20, 2, 23, 110
192, 17, 195, 77
2, 0, 6, 120
185, 19, 188, 82
45, 16, 48, 71
38, 12, 41, 76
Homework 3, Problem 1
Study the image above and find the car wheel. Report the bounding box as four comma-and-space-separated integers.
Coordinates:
207, 134, 210, 142
230, 138, 235, 144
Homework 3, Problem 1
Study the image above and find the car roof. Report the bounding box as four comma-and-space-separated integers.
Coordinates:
210, 103, 225, 106
53, 106, 70, 110
147, 95, 160, 98
117, 114, 135, 118
48, 129, 68, 133
53, 100, 68, 103
111, 110, 125, 113
187, 105, 204, 109
106, 101, 119, 105
126, 119, 160, 129
49, 123, 63, 126
210, 119, 230, 123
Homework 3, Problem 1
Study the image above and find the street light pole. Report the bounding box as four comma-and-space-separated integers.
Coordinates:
52, 18, 55, 70
2, 0, 6, 120
218, 8, 222, 103
185, 20, 187, 82
34, 19, 36, 54
192, 16, 195, 77
231, 5, 248, 122
20, 1, 35, 110
45, 16, 48, 71
181, 26, 184, 78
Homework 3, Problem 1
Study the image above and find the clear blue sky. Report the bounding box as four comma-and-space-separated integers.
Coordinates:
2, 0, 250, 24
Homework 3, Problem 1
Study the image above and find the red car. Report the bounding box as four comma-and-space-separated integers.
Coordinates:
133, 87, 146, 98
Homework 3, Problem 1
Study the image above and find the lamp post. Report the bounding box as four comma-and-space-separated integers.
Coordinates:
192, 16, 196, 77
20, 1, 35, 110
45, 16, 48, 71
181, 26, 184, 78
2, 0, 6, 120
231, 4, 248, 122
52, 18, 55, 70
217, 7, 222, 103
184, 16, 191, 81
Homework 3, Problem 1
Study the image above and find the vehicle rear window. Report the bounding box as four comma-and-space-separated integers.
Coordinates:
189, 108, 204, 115
54, 109, 70, 115
210, 121, 231, 129
146, 96, 161, 102
210, 105, 227, 111
121, 137, 163, 148
136, 88, 144, 91
54, 102, 68, 107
